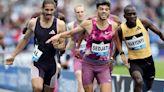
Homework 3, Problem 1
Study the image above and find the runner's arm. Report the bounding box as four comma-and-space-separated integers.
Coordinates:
46, 20, 88, 44
142, 19, 164, 41
57, 20, 87, 39
11, 19, 34, 57
114, 27, 128, 65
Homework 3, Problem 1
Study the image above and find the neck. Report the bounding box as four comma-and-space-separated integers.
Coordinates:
41, 15, 53, 23
97, 17, 108, 26
126, 21, 136, 28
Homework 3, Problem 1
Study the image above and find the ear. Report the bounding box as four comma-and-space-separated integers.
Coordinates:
124, 14, 126, 19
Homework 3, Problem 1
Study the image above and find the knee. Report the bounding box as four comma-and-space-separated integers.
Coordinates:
133, 75, 144, 86
132, 71, 144, 86
33, 84, 43, 92
134, 77, 144, 86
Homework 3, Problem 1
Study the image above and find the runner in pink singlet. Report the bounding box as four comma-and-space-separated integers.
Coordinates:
66, 5, 86, 92
46, 0, 120, 91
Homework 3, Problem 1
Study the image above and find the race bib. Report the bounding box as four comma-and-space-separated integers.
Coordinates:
91, 42, 110, 56
79, 40, 87, 54
126, 36, 146, 50
32, 45, 43, 62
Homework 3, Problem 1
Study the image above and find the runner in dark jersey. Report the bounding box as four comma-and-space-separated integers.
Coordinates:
5, 0, 66, 92
22, 0, 66, 68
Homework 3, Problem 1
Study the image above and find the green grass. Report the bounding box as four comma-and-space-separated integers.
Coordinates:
112, 61, 164, 79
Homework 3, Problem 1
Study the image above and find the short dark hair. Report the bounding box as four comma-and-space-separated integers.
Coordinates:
42, 0, 56, 8
96, 0, 110, 9
124, 5, 135, 13
54, 0, 58, 6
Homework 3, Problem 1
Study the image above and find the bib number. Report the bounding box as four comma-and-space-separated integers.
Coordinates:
126, 36, 146, 50
91, 42, 110, 56
32, 45, 43, 62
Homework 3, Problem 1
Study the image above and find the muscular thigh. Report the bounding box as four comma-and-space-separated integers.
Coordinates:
142, 56, 155, 80
95, 63, 111, 84
129, 60, 144, 79
82, 61, 95, 86
129, 56, 155, 81
32, 55, 57, 88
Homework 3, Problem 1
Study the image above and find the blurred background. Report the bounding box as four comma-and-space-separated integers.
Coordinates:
0, 0, 163, 56
0, 0, 164, 92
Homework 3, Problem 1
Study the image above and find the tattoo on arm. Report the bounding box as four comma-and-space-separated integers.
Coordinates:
23, 29, 33, 40
23, 20, 34, 40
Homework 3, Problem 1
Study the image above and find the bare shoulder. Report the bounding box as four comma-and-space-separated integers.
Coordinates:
110, 14, 121, 24
81, 20, 92, 28
140, 18, 149, 24
57, 18, 65, 27
28, 18, 37, 31
57, 19, 66, 33
57, 12, 65, 21
112, 21, 119, 30
139, 18, 152, 28
112, 21, 118, 26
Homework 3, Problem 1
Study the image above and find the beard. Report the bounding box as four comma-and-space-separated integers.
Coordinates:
98, 13, 109, 20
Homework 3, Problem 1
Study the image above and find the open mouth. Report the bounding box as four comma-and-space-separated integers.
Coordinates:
102, 14, 106, 17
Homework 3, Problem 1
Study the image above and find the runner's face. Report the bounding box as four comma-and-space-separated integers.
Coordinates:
97, 5, 110, 20
42, 3, 56, 20
124, 8, 137, 25
75, 6, 85, 21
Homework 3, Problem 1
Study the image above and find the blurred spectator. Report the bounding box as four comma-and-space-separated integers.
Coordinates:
111, 0, 130, 21
0, 0, 163, 53
0, 0, 41, 51
0, 3, 5, 25
156, 0, 164, 30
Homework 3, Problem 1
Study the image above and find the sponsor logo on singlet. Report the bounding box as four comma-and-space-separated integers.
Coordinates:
125, 33, 146, 50
49, 30, 56, 35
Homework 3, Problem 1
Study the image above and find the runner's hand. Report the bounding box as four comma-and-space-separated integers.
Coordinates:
108, 57, 114, 65
46, 34, 60, 44
75, 49, 81, 59
52, 40, 60, 48
124, 63, 130, 69
84, 49, 91, 57
120, 54, 130, 69
5, 56, 15, 65
108, 57, 114, 71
